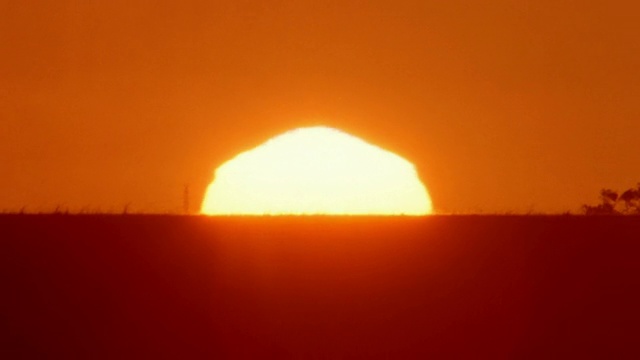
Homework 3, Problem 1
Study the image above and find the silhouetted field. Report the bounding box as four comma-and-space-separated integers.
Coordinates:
1, 215, 639, 359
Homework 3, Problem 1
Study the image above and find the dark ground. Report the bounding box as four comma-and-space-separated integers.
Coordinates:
1, 215, 639, 359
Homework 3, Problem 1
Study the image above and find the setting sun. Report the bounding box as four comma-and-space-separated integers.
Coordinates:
201, 127, 432, 215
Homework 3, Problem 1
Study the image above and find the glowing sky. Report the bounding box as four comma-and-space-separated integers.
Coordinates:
1, 1, 639, 213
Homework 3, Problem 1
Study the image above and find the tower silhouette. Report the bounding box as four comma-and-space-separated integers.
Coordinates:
183, 185, 190, 215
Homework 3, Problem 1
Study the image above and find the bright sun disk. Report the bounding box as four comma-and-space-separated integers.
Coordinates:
201, 126, 432, 215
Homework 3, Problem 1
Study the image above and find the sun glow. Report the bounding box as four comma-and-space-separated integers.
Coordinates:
201, 127, 432, 215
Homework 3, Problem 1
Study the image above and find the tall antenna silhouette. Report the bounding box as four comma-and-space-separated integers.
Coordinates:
183, 184, 190, 215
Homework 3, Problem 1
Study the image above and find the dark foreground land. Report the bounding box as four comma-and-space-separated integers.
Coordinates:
1, 215, 639, 359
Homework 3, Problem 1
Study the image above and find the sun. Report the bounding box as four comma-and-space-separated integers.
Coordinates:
201, 126, 432, 215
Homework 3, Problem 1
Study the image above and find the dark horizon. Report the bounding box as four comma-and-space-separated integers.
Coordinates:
2, 215, 638, 358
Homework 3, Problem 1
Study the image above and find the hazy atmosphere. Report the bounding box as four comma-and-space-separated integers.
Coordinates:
2, 0, 639, 213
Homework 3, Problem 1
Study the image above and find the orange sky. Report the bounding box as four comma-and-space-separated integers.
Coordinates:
1, 0, 639, 213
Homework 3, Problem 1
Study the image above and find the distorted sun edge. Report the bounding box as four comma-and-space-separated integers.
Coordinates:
200, 126, 433, 216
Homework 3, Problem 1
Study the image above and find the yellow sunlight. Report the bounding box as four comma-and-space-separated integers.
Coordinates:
201, 127, 432, 215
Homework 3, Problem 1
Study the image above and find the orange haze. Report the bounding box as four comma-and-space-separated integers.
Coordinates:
1, 1, 639, 213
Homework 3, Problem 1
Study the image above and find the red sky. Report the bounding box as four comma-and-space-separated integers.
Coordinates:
1, 0, 639, 213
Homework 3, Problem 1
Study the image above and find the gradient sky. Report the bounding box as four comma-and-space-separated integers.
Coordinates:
1, 0, 639, 213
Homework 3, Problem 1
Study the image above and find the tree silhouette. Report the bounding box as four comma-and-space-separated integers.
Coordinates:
583, 183, 640, 215
619, 185, 640, 214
